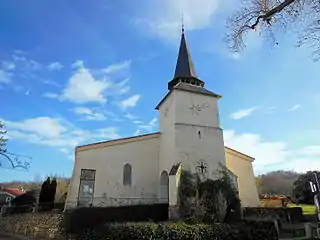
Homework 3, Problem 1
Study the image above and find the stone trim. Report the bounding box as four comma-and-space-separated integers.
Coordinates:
174, 122, 223, 130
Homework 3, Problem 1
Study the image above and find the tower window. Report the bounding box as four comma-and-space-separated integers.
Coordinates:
198, 131, 201, 139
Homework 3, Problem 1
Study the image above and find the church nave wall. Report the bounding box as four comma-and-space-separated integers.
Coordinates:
66, 135, 161, 208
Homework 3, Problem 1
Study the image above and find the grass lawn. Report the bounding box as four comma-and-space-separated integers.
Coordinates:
287, 203, 317, 215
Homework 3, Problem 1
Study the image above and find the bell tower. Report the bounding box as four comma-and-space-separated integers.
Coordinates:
156, 28, 226, 180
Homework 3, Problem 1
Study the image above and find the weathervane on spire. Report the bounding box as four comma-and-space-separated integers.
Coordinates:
181, 14, 184, 34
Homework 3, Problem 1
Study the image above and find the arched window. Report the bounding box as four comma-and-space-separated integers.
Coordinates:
160, 171, 169, 186
123, 163, 132, 186
159, 171, 169, 202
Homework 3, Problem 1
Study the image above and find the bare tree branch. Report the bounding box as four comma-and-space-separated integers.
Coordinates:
248, 0, 296, 29
226, 0, 320, 60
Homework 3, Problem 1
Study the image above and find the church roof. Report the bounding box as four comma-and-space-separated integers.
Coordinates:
174, 82, 221, 98
155, 82, 221, 110
168, 29, 205, 90
77, 132, 161, 151
174, 30, 197, 79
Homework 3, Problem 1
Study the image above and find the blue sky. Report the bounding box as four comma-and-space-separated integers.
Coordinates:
1, 0, 320, 182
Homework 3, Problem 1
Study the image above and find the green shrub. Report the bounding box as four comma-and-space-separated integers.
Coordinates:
77, 221, 278, 240
178, 169, 242, 223
61, 204, 169, 234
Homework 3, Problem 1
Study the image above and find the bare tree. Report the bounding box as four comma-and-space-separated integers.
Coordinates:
0, 120, 7, 153
226, 0, 320, 60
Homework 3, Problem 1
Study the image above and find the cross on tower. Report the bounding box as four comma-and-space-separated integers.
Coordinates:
196, 161, 207, 174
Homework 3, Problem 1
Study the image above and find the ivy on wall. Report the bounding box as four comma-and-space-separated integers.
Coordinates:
178, 168, 242, 223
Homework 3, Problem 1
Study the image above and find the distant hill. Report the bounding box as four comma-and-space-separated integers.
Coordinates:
256, 170, 301, 197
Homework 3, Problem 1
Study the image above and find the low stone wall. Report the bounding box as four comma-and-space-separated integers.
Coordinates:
0, 213, 63, 239
243, 207, 304, 224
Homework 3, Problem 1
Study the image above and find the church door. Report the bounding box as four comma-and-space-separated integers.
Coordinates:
160, 171, 169, 203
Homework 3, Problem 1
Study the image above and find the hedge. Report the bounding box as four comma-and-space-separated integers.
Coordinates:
75, 220, 278, 240
62, 204, 169, 234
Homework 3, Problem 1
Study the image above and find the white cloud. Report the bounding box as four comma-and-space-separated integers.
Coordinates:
133, 120, 143, 124
223, 130, 320, 174
60, 148, 70, 154
288, 104, 301, 112
103, 61, 131, 75
71, 60, 84, 69
6, 117, 67, 139
46, 60, 133, 104
73, 107, 107, 121
136, 0, 220, 40
230, 107, 258, 120
0, 70, 11, 84
120, 95, 141, 109
94, 127, 120, 140
61, 68, 110, 104
2, 61, 15, 71
47, 62, 63, 71
138, 118, 158, 132
12, 55, 41, 71
297, 146, 320, 156
73, 107, 92, 115
124, 113, 138, 120
4, 116, 121, 152
134, 129, 141, 136
43, 92, 59, 99
41, 79, 61, 87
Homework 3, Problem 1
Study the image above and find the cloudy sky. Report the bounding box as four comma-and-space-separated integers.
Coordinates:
1, 0, 319, 182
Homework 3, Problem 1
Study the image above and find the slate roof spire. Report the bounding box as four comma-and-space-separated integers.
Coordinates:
168, 26, 205, 90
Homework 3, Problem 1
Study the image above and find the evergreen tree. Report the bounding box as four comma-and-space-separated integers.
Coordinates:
293, 171, 320, 204
49, 178, 57, 209
39, 177, 51, 210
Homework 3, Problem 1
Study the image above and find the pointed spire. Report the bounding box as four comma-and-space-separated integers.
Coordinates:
168, 26, 205, 90
173, 28, 197, 79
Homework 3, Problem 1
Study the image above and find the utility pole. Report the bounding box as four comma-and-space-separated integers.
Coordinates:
309, 172, 320, 221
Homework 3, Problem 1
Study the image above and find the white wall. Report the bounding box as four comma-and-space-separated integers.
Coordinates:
174, 90, 220, 128
174, 89, 226, 177
66, 134, 160, 208
225, 149, 260, 207
158, 89, 226, 176
158, 92, 176, 174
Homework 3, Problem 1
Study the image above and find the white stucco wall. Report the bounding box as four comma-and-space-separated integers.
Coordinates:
158, 92, 176, 175
174, 90, 221, 128
225, 148, 260, 207
66, 134, 160, 208
171, 89, 226, 177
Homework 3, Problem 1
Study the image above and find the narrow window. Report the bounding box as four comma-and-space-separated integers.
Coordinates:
123, 163, 132, 186
198, 130, 201, 139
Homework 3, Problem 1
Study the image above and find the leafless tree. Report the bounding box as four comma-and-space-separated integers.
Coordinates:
226, 0, 320, 60
0, 120, 7, 153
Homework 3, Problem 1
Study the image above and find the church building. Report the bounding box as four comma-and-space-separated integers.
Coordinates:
65, 30, 260, 212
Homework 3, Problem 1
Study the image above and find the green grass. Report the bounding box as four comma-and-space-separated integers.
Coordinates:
287, 203, 317, 215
